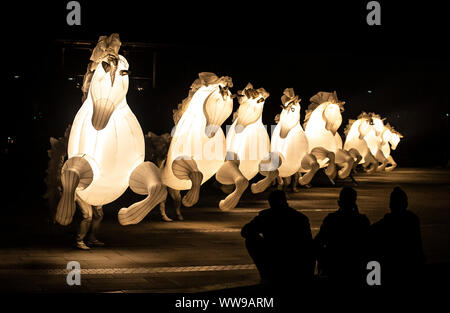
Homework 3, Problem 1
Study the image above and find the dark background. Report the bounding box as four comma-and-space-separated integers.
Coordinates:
1, 1, 449, 208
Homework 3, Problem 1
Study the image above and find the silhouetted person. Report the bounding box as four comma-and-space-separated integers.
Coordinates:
241, 190, 314, 288
371, 187, 425, 287
315, 187, 370, 287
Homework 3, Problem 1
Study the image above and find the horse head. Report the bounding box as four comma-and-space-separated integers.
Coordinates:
89, 54, 129, 131
355, 112, 377, 140
310, 91, 344, 136
234, 83, 269, 132
384, 123, 403, 150
278, 88, 301, 138
201, 73, 234, 138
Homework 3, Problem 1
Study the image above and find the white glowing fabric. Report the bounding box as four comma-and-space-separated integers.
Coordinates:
226, 87, 270, 180
304, 101, 342, 167
271, 93, 308, 177
380, 125, 402, 158
68, 56, 145, 206
343, 117, 375, 164
161, 75, 233, 190
364, 116, 386, 162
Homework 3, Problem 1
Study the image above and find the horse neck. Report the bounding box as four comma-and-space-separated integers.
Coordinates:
347, 120, 362, 139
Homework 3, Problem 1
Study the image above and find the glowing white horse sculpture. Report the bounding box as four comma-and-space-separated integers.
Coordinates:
378, 123, 403, 171
362, 113, 391, 171
216, 83, 281, 210
56, 53, 166, 226
343, 112, 379, 173
303, 91, 354, 180
161, 72, 234, 214
270, 88, 319, 189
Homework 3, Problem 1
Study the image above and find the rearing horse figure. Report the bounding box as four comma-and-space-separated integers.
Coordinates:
55, 34, 167, 227
270, 88, 320, 190
303, 91, 354, 181
161, 72, 234, 213
216, 83, 281, 211
378, 123, 403, 171
343, 112, 379, 173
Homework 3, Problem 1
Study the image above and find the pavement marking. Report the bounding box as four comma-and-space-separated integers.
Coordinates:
0, 264, 257, 276
146, 227, 319, 233
150, 228, 242, 233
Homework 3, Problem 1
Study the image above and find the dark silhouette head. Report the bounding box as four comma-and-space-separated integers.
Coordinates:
390, 187, 408, 212
338, 187, 357, 212
268, 190, 289, 209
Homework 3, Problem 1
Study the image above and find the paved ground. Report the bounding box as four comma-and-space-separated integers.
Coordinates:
0, 168, 449, 293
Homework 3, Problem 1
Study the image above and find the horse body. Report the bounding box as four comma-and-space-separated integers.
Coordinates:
56, 46, 166, 226
226, 116, 270, 180
161, 73, 233, 210
69, 96, 145, 206
216, 83, 279, 210
162, 83, 230, 190
303, 92, 353, 180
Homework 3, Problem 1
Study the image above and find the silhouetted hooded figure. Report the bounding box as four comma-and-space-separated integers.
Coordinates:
241, 190, 314, 288
371, 187, 425, 287
315, 187, 370, 287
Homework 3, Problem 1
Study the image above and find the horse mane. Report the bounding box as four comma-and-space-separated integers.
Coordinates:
237, 83, 269, 104
303, 91, 345, 128
385, 123, 403, 137
344, 119, 357, 136
357, 111, 381, 121
172, 72, 233, 125
280, 88, 301, 110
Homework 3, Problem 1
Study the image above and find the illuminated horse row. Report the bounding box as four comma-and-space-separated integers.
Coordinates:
343, 112, 403, 173
53, 34, 401, 226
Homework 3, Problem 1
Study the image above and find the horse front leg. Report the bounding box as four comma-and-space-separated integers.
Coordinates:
172, 157, 203, 207
55, 156, 93, 226
118, 162, 167, 225
216, 156, 248, 211
251, 152, 282, 194
299, 153, 320, 185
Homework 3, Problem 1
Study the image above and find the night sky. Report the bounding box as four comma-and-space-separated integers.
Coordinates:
1, 1, 449, 204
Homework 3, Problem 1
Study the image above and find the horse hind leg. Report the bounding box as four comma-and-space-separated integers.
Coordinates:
363, 151, 378, 174
118, 162, 167, 226
335, 149, 355, 179
216, 156, 248, 211
172, 157, 203, 207
299, 153, 320, 185
55, 156, 93, 226
384, 155, 397, 172
375, 150, 388, 171
311, 147, 336, 180
347, 148, 362, 171
251, 152, 282, 194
